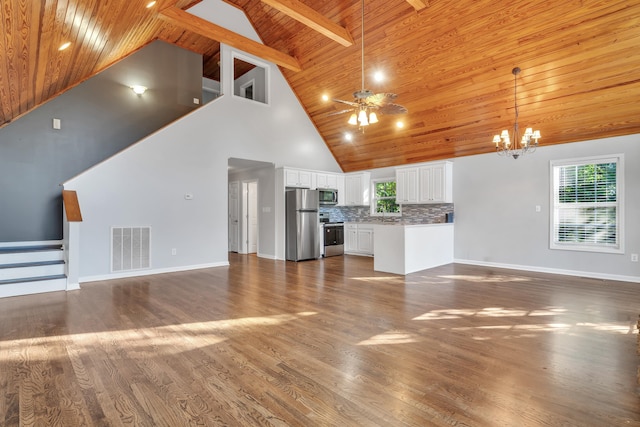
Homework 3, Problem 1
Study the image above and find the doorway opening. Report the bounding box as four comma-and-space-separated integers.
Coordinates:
228, 158, 274, 257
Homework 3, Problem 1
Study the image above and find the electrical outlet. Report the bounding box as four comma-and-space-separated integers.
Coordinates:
632, 253, 638, 262
172, 248, 177, 256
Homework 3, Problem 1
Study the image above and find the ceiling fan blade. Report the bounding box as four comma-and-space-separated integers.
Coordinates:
378, 103, 408, 115
365, 92, 398, 106
327, 109, 354, 116
332, 98, 359, 107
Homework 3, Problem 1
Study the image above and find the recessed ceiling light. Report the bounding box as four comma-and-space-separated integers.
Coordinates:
146, 1, 157, 8
374, 71, 384, 82
131, 85, 147, 95
321, 94, 329, 102
396, 121, 405, 129
344, 132, 353, 142
58, 42, 71, 51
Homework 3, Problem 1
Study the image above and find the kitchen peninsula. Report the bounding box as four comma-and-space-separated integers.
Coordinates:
373, 223, 454, 275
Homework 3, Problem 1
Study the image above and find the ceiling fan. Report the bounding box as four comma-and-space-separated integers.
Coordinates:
330, 0, 408, 128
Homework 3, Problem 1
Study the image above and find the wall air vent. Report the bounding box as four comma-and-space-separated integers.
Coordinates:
111, 227, 151, 272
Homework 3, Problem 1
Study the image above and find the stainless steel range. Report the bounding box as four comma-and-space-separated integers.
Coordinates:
319, 213, 344, 257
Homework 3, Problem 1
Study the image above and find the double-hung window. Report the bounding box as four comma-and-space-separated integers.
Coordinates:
371, 179, 401, 216
550, 154, 623, 253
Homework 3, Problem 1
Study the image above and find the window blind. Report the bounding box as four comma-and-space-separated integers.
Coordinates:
551, 157, 621, 252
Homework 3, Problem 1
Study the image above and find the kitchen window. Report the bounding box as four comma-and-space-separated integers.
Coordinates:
371, 179, 401, 216
550, 154, 624, 253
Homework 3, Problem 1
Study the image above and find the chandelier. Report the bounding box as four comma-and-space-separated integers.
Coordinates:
492, 67, 541, 159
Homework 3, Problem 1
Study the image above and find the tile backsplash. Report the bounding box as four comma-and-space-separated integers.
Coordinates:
320, 203, 454, 225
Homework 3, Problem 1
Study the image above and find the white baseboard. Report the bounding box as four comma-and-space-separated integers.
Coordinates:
66, 282, 81, 291
257, 252, 277, 260
454, 258, 640, 283
80, 262, 230, 283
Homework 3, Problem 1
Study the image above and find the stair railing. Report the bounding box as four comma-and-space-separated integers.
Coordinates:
62, 190, 82, 290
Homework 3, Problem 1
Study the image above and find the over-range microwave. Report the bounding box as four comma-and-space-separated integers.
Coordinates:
318, 189, 338, 205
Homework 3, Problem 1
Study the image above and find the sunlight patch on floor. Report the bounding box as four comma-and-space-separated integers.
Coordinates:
576, 322, 638, 334
413, 306, 567, 321
0, 312, 318, 362
357, 330, 419, 346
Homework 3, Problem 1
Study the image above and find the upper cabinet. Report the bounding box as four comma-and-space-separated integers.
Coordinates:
284, 168, 313, 188
344, 172, 371, 206
396, 162, 453, 204
395, 167, 419, 204
419, 162, 452, 203
316, 173, 338, 189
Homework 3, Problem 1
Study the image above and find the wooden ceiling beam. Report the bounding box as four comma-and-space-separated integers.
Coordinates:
159, 7, 302, 72
406, 0, 429, 11
260, 0, 354, 47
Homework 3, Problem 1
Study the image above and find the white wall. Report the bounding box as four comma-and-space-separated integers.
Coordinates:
453, 134, 639, 282
64, 0, 341, 281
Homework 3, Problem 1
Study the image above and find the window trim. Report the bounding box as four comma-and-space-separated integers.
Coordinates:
549, 154, 624, 254
370, 177, 402, 217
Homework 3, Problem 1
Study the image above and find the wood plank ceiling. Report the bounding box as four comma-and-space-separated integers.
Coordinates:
1, 0, 639, 172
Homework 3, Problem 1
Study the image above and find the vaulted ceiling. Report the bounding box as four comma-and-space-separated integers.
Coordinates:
1, 0, 639, 172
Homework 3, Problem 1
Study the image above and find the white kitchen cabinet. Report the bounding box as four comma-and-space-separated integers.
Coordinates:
316, 173, 339, 189
335, 175, 345, 205
419, 162, 452, 203
345, 224, 358, 252
357, 226, 374, 254
395, 162, 452, 204
345, 223, 374, 256
284, 168, 313, 188
344, 172, 371, 206
395, 167, 419, 204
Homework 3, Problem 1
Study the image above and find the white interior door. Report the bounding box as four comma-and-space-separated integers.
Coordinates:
228, 181, 240, 252
248, 181, 258, 253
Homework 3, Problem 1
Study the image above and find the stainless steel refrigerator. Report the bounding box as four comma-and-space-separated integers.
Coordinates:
286, 189, 320, 261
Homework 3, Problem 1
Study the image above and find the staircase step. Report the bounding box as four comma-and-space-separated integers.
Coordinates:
0, 274, 67, 286
0, 261, 65, 281
0, 275, 67, 298
0, 245, 62, 253
0, 260, 65, 269
0, 246, 64, 265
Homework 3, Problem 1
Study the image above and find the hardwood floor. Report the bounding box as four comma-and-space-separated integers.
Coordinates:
0, 254, 638, 426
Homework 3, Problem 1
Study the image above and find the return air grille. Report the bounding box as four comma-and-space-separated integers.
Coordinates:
111, 227, 151, 272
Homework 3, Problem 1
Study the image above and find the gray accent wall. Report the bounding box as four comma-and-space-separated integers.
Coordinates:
0, 41, 201, 242
453, 134, 639, 281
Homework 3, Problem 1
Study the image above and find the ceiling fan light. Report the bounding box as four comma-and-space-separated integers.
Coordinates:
358, 109, 369, 126
369, 112, 378, 124
348, 113, 358, 125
